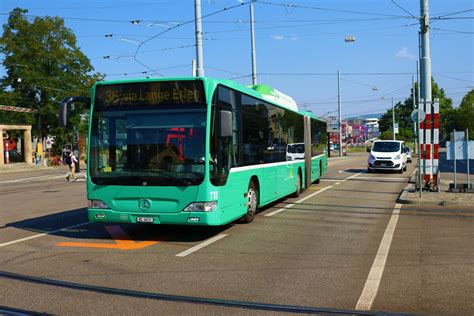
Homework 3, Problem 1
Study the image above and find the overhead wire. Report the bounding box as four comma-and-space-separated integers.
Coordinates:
431, 27, 474, 34
134, 2, 248, 58
129, 1, 248, 74
256, 1, 414, 19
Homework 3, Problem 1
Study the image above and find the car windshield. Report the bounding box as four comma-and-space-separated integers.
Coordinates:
287, 143, 305, 153
372, 142, 400, 152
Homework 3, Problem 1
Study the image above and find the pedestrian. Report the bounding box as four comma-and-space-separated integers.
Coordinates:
64, 150, 78, 181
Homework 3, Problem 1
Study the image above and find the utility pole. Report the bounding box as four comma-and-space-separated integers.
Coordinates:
192, 59, 196, 77
250, 1, 257, 85
392, 97, 396, 140
337, 70, 342, 157
420, 0, 431, 104
412, 75, 416, 152
194, 0, 204, 77
420, 0, 434, 189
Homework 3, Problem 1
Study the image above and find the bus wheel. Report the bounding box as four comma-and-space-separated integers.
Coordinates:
292, 171, 302, 197
243, 181, 258, 223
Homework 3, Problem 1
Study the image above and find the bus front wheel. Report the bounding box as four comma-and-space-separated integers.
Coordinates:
242, 180, 258, 223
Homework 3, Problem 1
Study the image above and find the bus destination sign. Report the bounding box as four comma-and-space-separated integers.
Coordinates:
95, 81, 204, 107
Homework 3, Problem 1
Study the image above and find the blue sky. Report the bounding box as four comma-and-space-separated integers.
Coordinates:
1, 0, 473, 118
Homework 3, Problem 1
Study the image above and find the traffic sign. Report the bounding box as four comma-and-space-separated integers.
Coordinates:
411, 109, 426, 123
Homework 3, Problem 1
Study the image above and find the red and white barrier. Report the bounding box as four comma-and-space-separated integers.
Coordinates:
424, 101, 432, 186
432, 99, 440, 189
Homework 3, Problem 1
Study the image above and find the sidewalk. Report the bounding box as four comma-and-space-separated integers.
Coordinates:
0, 161, 88, 173
398, 169, 474, 207
0, 162, 53, 174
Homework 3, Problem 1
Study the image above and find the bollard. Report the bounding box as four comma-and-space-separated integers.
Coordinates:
5, 142, 9, 164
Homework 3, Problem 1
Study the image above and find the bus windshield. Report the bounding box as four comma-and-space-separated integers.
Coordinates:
90, 81, 206, 186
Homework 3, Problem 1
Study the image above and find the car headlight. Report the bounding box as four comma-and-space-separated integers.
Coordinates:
183, 202, 217, 212
369, 154, 376, 160
395, 154, 401, 160
88, 199, 110, 209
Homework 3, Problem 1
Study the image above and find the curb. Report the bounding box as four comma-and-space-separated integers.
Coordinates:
396, 168, 445, 205
0, 165, 54, 174
396, 169, 471, 207
328, 156, 350, 160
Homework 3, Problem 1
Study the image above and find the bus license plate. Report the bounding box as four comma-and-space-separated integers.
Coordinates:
136, 217, 154, 223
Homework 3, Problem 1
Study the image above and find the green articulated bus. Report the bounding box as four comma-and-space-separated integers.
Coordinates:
60, 77, 328, 226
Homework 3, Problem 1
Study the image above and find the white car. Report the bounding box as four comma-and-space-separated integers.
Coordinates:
286, 143, 305, 160
367, 140, 407, 173
404, 146, 412, 163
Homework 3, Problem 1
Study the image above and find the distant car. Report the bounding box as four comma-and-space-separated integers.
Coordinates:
404, 146, 412, 163
286, 143, 305, 161
367, 140, 407, 173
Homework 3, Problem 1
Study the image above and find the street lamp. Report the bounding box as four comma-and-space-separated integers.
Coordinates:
344, 36, 356, 42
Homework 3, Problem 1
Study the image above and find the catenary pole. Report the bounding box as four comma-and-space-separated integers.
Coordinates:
250, 1, 257, 85
420, 0, 432, 104
337, 70, 342, 157
416, 60, 423, 196
420, 0, 432, 187
412, 75, 416, 151
194, 0, 204, 77
392, 97, 396, 140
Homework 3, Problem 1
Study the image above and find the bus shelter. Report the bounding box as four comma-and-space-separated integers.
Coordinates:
0, 124, 33, 165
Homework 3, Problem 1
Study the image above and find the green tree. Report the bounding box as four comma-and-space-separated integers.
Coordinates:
378, 78, 452, 141
450, 89, 474, 139
0, 8, 103, 146
430, 80, 453, 140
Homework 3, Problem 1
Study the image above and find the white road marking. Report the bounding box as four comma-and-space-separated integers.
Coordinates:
344, 172, 365, 180
333, 182, 342, 186
176, 234, 228, 257
355, 203, 402, 311
320, 179, 342, 182
354, 176, 408, 181
0, 222, 89, 248
265, 171, 364, 217
0, 174, 67, 184
265, 186, 333, 217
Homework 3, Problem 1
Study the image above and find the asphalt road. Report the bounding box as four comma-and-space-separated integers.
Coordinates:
0, 154, 473, 315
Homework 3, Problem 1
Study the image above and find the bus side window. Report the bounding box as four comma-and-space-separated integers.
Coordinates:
210, 85, 241, 186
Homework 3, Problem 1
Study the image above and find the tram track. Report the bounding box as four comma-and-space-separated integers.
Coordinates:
0, 271, 412, 315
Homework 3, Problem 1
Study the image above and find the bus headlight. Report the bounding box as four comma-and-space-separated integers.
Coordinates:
183, 202, 217, 212
88, 199, 110, 209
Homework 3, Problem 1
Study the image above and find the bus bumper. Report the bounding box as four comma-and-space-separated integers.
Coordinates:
88, 208, 229, 226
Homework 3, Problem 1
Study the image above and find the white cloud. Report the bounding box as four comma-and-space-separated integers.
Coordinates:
395, 46, 415, 59
271, 34, 285, 41
271, 34, 299, 41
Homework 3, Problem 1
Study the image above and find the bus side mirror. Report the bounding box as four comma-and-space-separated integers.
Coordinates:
59, 96, 90, 127
219, 110, 232, 137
